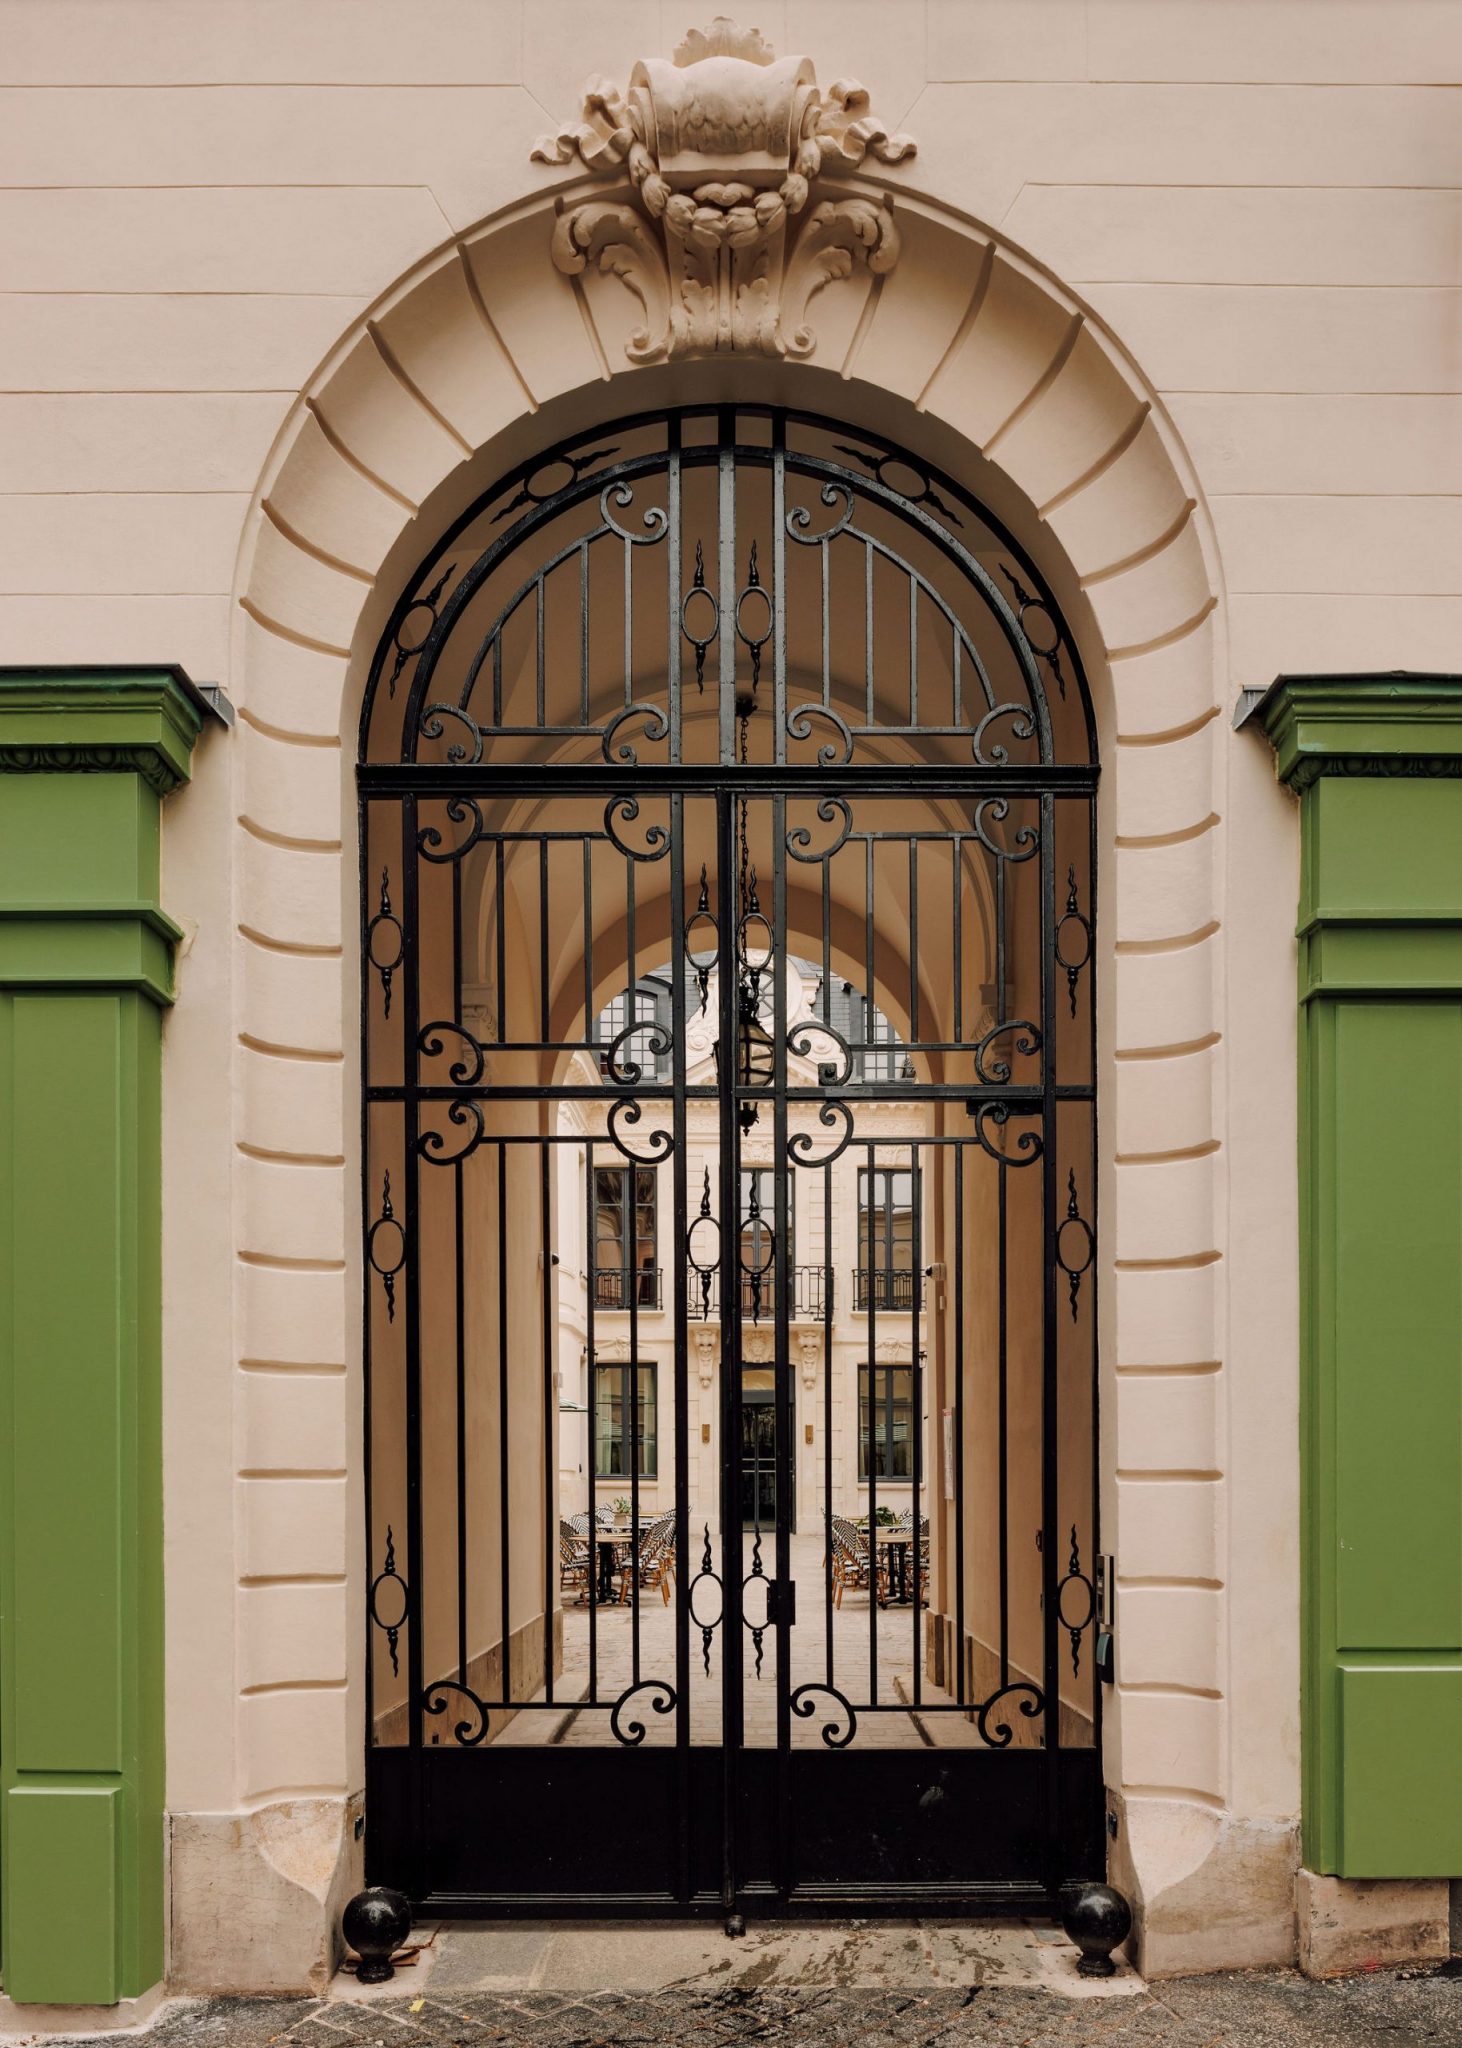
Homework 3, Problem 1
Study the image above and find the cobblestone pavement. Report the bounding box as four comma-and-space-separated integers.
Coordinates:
48, 1962, 1461, 2048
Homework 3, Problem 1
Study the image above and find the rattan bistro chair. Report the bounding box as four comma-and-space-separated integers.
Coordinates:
559, 1516, 592, 1601
618, 1510, 677, 1605
830, 1514, 876, 1608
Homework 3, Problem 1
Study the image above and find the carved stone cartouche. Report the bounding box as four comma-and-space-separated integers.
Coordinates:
532, 16, 916, 363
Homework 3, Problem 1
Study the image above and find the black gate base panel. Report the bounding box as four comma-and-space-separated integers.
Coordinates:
366, 1745, 1105, 1917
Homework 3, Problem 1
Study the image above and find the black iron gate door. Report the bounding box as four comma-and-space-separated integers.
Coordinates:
360, 408, 1104, 1917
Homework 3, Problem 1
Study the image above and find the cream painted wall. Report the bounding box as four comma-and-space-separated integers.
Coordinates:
2, 0, 1456, 1988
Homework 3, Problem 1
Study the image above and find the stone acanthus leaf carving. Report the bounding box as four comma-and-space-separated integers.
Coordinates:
532, 16, 915, 362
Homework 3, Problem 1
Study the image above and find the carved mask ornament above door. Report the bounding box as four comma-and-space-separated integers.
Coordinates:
532, 15, 916, 362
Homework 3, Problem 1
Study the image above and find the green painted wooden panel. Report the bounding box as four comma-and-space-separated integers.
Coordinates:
0, 677, 199, 2004
4, 1787, 120, 2006
1339, 1668, 1462, 1875
0, 775, 155, 910
1310, 778, 1462, 924
1332, 1002, 1462, 1652
12, 996, 128, 1767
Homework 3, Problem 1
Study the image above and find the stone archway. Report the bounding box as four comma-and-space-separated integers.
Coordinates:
218, 21, 1238, 1983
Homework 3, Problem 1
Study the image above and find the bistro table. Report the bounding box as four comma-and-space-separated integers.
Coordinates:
592, 1531, 631, 1601
873, 1527, 917, 1605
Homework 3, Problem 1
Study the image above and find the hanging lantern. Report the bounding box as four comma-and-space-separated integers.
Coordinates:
713, 993, 776, 1132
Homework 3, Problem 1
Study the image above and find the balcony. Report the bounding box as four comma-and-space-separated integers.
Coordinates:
592, 1266, 663, 1311
685, 1264, 832, 1322
851, 1267, 922, 1313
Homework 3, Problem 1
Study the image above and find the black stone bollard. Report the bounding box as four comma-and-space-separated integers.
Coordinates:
1060, 1881, 1133, 1977
342, 1885, 413, 1985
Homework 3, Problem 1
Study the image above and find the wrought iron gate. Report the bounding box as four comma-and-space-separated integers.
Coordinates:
359, 407, 1104, 1915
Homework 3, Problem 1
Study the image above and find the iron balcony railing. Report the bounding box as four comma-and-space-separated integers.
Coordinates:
592, 1266, 663, 1311
686, 1264, 832, 1322
851, 1267, 922, 1313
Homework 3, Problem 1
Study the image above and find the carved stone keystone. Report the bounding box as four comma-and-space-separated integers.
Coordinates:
532, 15, 916, 362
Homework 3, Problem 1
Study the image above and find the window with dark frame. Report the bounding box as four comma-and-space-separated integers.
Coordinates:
595, 978, 672, 1080
855, 1166, 920, 1311
857, 1363, 916, 1481
593, 1360, 658, 1479
592, 1163, 659, 1308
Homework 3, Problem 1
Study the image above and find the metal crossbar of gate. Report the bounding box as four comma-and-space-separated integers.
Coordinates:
359, 407, 1104, 1917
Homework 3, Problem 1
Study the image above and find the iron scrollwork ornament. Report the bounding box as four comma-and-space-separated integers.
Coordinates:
492, 445, 619, 525
367, 1171, 406, 1322
790, 1682, 856, 1749
1000, 564, 1067, 700
1057, 1169, 1095, 1321
609, 1677, 677, 1747
833, 443, 962, 527
387, 562, 455, 699
368, 1526, 409, 1679
1056, 864, 1093, 1018
685, 865, 719, 1016
742, 1530, 771, 1682
681, 540, 719, 692
1056, 1525, 1097, 1681
687, 1521, 724, 1677
686, 1167, 720, 1321
366, 867, 404, 1017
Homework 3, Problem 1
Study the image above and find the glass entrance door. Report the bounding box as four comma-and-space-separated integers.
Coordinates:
740, 1391, 777, 1528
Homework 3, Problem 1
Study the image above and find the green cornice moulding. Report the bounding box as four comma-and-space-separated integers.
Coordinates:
1240, 670, 1462, 791
0, 665, 227, 795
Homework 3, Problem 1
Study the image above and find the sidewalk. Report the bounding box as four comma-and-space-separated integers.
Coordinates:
19, 1921, 1458, 2048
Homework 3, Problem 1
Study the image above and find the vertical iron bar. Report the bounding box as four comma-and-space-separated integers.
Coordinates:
909, 838, 920, 1045
717, 408, 737, 767
498, 1141, 511, 1713
495, 839, 506, 1045
670, 789, 691, 1896
582, 838, 593, 1052
911, 1139, 922, 1706
536, 573, 545, 728
359, 793, 376, 1747
823, 1157, 834, 1691
579, 540, 590, 726
772, 792, 791, 1890
715, 787, 742, 1911
908, 576, 918, 728
540, 1140, 555, 1707
998, 1156, 1009, 1687
1088, 794, 1102, 1764
1040, 788, 1061, 1889
820, 540, 830, 707
453, 850, 468, 1684
953, 1138, 966, 1705
667, 418, 683, 765
539, 838, 550, 1045
403, 793, 424, 1753
585, 1136, 598, 1701
864, 538, 874, 726
772, 417, 787, 765
952, 834, 963, 1048
866, 1142, 877, 1706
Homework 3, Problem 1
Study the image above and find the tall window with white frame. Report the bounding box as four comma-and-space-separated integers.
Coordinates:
856, 1166, 920, 1311
857, 1363, 916, 1481
592, 1163, 659, 1309
593, 1360, 658, 1480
